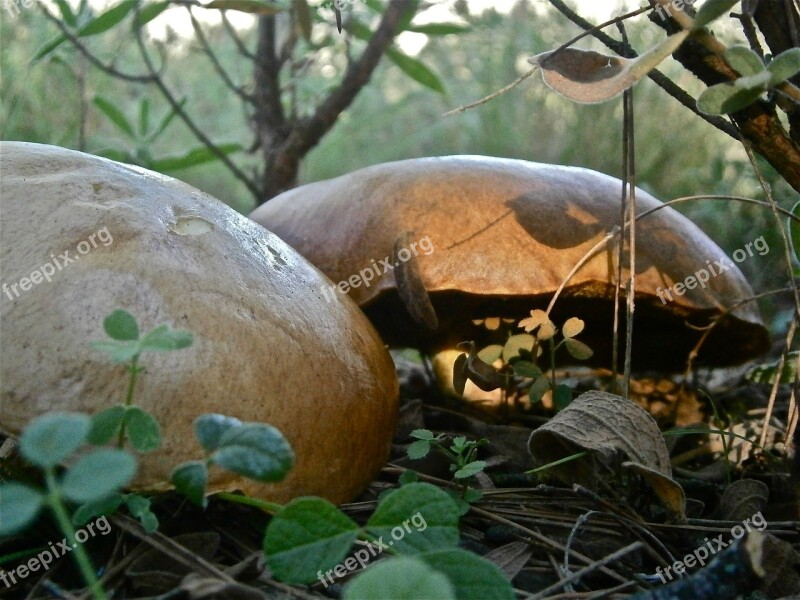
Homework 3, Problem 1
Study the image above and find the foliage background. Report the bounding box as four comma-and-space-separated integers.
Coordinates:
1, 0, 793, 331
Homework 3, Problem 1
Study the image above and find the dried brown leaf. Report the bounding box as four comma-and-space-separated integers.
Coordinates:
528, 390, 685, 520
719, 479, 769, 522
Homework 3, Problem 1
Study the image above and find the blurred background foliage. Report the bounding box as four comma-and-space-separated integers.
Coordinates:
1, 0, 793, 332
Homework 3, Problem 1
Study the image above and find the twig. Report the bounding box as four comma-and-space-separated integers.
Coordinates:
132, 5, 260, 199
530, 542, 644, 600
443, 67, 538, 116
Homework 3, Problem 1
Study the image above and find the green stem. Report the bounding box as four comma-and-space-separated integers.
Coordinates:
117, 355, 140, 448
215, 491, 282, 514
44, 470, 107, 600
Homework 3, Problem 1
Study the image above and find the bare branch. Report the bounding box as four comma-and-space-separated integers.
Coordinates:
132, 7, 260, 199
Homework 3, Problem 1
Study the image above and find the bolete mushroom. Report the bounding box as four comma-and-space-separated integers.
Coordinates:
0, 142, 398, 504
250, 155, 769, 370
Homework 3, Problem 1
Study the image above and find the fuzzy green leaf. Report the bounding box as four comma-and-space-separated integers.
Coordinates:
0, 484, 44, 536
454, 460, 486, 480
344, 556, 456, 600
61, 449, 137, 503
692, 0, 739, 30
366, 483, 460, 555
102, 308, 140, 340
88, 406, 127, 445
419, 549, 515, 600
528, 376, 550, 404
195, 414, 242, 452
564, 338, 594, 360
73, 493, 124, 526
407, 439, 432, 460
724, 46, 764, 77
139, 324, 194, 352
554, 384, 573, 410
264, 497, 360, 584
171, 461, 209, 507
20, 412, 91, 468
767, 48, 800, 86
89, 340, 141, 363
125, 407, 162, 452
212, 423, 294, 482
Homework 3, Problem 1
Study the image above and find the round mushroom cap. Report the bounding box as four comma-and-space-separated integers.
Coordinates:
0, 142, 398, 504
250, 156, 769, 369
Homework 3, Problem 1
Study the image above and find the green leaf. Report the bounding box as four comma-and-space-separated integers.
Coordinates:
103, 308, 140, 340
385, 48, 445, 94
61, 449, 137, 503
790, 201, 800, 265
55, 0, 77, 26
195, 414, 242, 452
561, 317, 585, 339
528, 376, 550, 403
89, 340, 141, 363
79, 0, 137, 37
139, 324, 194, 352
746, 351, 799, 385
410, 429, 434, 441
396, 0, 419, 32
31, 35, 67, 62
366, 483, 460, 555
477, 344, 503, 364
264, 496, 360, 584
0, 484, 44, 536
502, 334, 535, 362
125, 407, 162, 452
347, 19, 372, 41
767, 48, 800, 86
554, 384, 572, 410
407, 439, 431, 460
150, 143, 242, 171
171, 461, 209, 507
344, 555, 457, 600
692, 0, 739, 30
564, 338, 594, 360
138, 98, 150, 137
88, 406, 127, 445
202, 0, 286, 15
212, 423, 294, 482
408, 23, 470, 35
724, 46, 764, 77
150, 98, 186, 140
125, 494, 159, 533
133, 0, 170, 29
697, 81, 766, 115
398, 470, 419, 486
420, 549, 515, 600
453, 460, 486, 480
20, 412, 91, 468
511, 360, 541, 379
73, 493, 124, 526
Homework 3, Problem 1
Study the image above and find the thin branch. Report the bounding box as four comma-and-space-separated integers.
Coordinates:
40, 5, 156, 83
221, 12, 255, 60
132, 6, 260, 198
443, 67, 538, 116
189, 7, 254, 103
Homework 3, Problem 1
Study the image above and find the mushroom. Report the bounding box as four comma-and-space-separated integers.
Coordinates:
250, 155, 769, 370
0, 142, 398, 504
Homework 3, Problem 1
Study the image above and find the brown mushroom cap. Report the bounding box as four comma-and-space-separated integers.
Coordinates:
250, 155, 769, 369
0, 142, 398, 504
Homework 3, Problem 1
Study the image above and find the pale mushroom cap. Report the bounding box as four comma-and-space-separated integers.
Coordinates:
0, 142, 398, 504
250, 156, 769, 368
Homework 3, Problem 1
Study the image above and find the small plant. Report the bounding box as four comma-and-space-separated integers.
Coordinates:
407, 429, 486, 510
0, 412, 136, 600
453, 311, 593, 411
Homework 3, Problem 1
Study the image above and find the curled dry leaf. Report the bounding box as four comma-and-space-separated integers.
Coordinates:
528, 390, 686, 520
529, 31, 688, 104
455, 342, 507, 392
719, 479, 769, 522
